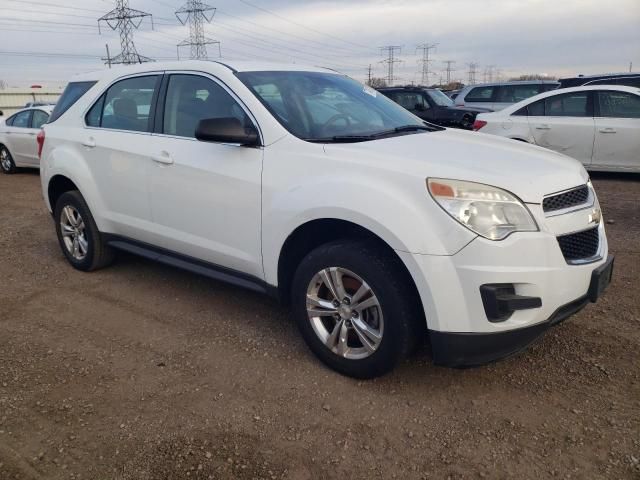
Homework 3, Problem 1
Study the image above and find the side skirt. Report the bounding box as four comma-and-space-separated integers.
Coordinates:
103, 234, 279, 298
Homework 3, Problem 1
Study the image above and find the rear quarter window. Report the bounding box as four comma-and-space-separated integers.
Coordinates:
48, 81, 97, 123
464, 86, 495, 102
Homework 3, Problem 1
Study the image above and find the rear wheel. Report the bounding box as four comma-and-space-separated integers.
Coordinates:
0, 146, 16, 174
291, 240, 421, 378
54, 191, 115, 271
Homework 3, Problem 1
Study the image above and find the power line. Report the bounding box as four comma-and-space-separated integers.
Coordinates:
98, 0, 154, 65
175, 0, 220, 59
380, 46, 402, 86
416, 43, 437, 86
236, 0, 376, 52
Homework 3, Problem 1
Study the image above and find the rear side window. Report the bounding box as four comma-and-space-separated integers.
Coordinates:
464, 86, 494, 102
31, 110, 49, 129
495, 84, 540, 103
392, 92, 428, 111
528, 100, 545, 116
11, 110, 32, 128
597, 91, 640, 118
545, 92, 589, 117
86, 75, 159, 132
48, 81, 96, 123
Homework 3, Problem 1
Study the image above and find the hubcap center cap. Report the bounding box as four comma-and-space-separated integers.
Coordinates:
338, 304, 352, 319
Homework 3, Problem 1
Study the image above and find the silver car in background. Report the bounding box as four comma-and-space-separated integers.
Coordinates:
454, 80, 559, 111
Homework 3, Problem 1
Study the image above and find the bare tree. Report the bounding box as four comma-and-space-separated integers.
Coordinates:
367, 77, 388, 88
509, 74, 557, 81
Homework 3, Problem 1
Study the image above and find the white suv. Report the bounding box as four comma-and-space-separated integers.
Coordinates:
39, 61, 613, 378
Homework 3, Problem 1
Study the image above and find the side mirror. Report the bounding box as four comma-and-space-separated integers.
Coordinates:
195, 117, 260, 146
0, 110, 3, 117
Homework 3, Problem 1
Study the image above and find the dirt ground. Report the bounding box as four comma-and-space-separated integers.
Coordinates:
0, 170, 638, 480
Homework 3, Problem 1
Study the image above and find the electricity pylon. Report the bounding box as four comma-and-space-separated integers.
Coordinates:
416, 43, 437, 86
99, 0, 153, 65
380, 45, 402, 86
176, 0, 220, 60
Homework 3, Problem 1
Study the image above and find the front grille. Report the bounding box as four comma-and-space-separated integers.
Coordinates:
543, 185, 589, 213
557, 227, 600, 262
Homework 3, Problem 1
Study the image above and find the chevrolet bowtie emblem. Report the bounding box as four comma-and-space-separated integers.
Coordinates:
588, 208, 602, 225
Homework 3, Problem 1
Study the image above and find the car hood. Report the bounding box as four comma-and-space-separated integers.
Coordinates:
322, 129, 588, 204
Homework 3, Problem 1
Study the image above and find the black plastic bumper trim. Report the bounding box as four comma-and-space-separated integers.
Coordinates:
480, 284, 542, 322
430, 256, 613, 368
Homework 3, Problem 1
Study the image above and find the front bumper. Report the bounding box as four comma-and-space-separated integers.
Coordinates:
429, 255, 613, 367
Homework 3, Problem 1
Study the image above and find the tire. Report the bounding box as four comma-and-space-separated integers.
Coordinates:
54, 191, 115, 271
0, 145, 16, 174
291, 240, 422, 379
460, 114, 474, 130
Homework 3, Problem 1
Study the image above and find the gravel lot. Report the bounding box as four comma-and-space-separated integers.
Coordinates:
0, 170, 639, 480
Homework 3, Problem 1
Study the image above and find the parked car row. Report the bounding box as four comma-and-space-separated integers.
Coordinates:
474, 85, 640, 172
7, 60, 611, 379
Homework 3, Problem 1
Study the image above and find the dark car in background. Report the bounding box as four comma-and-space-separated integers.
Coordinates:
378, 86, 490, 129
558, 72, 640, 89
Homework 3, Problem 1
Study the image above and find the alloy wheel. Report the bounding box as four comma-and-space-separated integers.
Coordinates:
60, 205, 89, 261
0, 149, 11, 171
306, 267, 384, 360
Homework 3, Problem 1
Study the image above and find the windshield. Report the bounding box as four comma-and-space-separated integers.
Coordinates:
426, 89, 454, 107
237, 71, 429, 142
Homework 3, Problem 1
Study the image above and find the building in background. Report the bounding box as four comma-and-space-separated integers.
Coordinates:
0, 86, 63, 116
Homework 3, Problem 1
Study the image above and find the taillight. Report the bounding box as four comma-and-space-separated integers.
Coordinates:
36, 129, 45, 158
472, 120, 487, 131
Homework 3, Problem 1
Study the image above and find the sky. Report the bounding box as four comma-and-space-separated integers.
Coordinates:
0, 0, 638, 88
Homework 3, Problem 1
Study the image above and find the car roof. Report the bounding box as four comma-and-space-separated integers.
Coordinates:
8, 105, 55, 116
69, 60, 337, 83
462, 80, 559, 89
559, 72, 640, 81
492, 85, 640, 114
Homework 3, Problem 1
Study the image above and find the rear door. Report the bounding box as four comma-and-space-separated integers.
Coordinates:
82, 73, 162, 241
22, 109, 49, 166
527, 91, 595, 166
592, 90, 640, 170
4, 110, 34, 166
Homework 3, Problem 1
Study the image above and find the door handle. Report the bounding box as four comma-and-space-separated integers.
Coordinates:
599, 128, 617, 134
82, 137, 96, 148
152, 151, 174, 165
535, 125, 551, 130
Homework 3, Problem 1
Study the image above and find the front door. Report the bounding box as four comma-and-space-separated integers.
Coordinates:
592, 90, 640, 170
148, 73, 263, 278
527, 91, 595, 167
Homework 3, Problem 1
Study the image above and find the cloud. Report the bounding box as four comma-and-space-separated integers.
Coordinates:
0, 0, 638, 86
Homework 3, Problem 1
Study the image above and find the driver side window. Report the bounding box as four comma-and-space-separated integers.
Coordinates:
162, 74, 250, 138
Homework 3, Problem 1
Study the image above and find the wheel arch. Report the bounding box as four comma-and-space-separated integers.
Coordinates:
276, 218, 426, 333
48, 174, 80, 212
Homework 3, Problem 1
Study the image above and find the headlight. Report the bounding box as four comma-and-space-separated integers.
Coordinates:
427, 178, 538, 240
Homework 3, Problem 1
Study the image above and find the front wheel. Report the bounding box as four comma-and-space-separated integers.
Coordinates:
0, 146, 16, 174
291, 240, 421, 378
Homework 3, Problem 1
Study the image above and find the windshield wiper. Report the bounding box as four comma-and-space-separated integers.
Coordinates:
393, 124, 435, 133
305, 124, 438, 143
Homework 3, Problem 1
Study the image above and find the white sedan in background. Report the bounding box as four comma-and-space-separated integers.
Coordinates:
0, 105, 54, 174
473, 85, 640, 172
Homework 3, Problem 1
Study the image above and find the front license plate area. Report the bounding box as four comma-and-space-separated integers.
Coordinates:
588, 256, 614, 303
